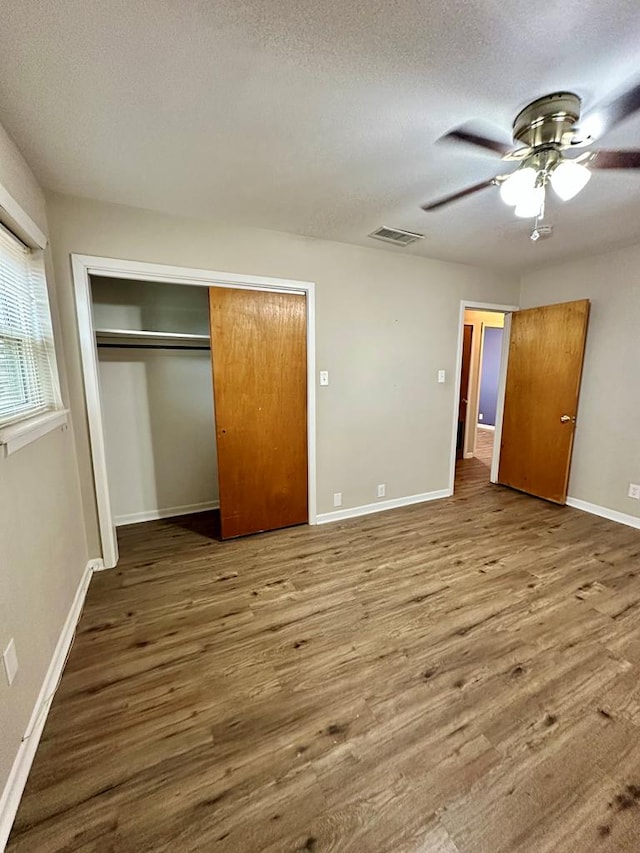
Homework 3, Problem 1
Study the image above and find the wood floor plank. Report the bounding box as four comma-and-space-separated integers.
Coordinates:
8, 449, 640, 851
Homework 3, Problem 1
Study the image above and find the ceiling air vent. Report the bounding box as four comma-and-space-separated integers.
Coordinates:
368, 226, 424, 247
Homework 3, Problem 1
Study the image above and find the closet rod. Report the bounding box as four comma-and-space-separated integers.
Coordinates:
97, 343, 211, 351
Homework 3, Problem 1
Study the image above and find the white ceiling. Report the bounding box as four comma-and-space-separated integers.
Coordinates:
1, 0, 640, 272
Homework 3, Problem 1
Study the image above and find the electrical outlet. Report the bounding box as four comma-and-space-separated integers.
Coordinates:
333, 492, 342, 507
320, 371, 329, 386
3, 639, 18, 686
377, 484, 386, 498
628, 483, 640, 500
478, 413, 484, 421
438, 369, 446, 383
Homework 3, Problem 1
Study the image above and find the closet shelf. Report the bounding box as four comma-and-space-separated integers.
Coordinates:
95, 329, 210, 349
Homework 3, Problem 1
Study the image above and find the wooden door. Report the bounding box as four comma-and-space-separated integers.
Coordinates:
498, 299, 589, 504
209, 288, 308, 538
456, 324, 473, 459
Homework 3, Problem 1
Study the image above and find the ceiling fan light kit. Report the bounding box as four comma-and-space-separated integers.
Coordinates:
421, 82, 640, 239
500, 154, 592, 216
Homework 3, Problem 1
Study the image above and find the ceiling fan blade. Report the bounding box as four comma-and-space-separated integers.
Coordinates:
421, 178, 496, 211
591, 149, 640, 169
440, 124, 513, 157
577, 81, 640, 143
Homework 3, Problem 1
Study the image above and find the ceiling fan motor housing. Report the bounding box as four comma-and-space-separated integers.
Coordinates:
513, 92, 581, 148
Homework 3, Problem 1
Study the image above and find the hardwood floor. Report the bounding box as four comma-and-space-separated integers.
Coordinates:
473, 427, 494, 464
8, 462, 640, 852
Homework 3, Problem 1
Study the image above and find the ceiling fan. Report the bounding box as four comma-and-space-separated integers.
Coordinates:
421, 84, 640, 225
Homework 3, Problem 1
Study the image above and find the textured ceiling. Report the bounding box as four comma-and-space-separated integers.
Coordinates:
1, 0, 640, 271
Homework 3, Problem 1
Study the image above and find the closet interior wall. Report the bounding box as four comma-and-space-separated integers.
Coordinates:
90, 276, 219, 526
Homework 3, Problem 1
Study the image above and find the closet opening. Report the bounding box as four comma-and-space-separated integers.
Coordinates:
72, 255, 317, 569
91, 276, 220, 539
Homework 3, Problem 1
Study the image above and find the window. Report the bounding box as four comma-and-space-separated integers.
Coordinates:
0, 223, 61, 431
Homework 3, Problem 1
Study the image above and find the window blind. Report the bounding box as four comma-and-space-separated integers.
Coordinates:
0, 224, 59, 427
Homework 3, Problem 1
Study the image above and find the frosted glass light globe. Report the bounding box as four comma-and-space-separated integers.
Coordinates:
499, 167, 537, 207
514, 186, 545, 218
550, 160, 591, 201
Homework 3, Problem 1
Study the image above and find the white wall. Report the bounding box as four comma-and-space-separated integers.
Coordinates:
99, 349, 218, 523
45, 191, 520, 554
0, 129, 88, 836
520, 246, 640, 521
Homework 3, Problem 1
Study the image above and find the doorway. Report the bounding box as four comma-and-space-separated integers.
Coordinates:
461, 308, 506, 468
449, 300, 517, 494
72, 255, 317, 569
451, 298, 590, 502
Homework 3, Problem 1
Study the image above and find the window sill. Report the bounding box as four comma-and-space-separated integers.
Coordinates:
0, 409, 69, 457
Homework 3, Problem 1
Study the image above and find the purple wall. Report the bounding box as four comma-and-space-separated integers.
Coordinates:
478, 326, 503, 427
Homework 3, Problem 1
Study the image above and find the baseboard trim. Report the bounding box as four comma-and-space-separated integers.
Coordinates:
0, 561, 94, 851
566, 497, 640, 530
114, 500, 219, 527
316, 489, 451, 525
477, 424, 495, 431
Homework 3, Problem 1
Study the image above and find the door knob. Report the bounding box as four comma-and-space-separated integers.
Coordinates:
560, 414, 576, 423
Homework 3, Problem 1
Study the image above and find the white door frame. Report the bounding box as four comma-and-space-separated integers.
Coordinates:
72, 254, 317, 569
448, 299, 519, 494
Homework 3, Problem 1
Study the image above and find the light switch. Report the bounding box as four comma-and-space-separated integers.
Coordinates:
320, 371, 329, 386
438, 369, 446, 383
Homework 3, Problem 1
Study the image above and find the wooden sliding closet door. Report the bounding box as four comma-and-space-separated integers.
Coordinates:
209, 288, 308, 539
